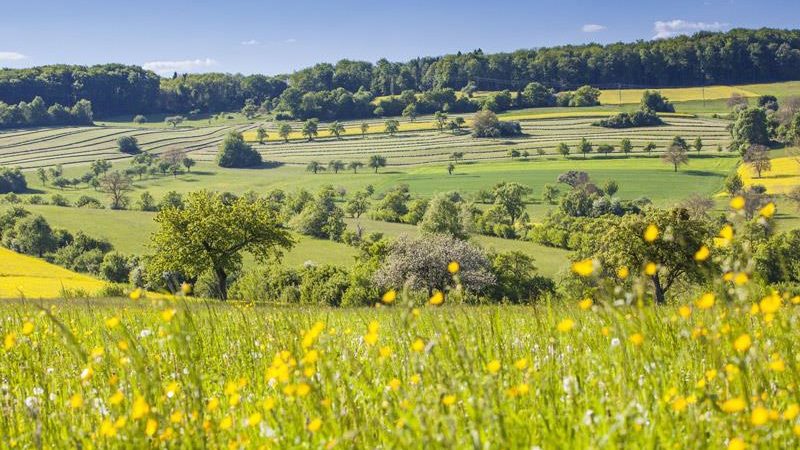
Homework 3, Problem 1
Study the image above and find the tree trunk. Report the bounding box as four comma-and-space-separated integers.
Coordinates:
652, 274, 666, 304
214, 267, 228, 300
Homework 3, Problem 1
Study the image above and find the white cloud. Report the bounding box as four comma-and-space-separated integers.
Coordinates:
0, 51, 27, 61
241, 39, 259, 46
653, 20, 728, 39
142, 58, 217, 75
285, 38, 297, 44
582, 24, 607, 33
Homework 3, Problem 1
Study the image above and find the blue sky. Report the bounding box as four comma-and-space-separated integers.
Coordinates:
1, 0, 798, 76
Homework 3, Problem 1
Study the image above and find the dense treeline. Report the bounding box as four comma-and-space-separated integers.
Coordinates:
1, 28, 798, 119
0, 96, 93, 129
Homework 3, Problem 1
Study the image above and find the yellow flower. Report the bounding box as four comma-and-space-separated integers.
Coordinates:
486, 359, 501, 374
556, 318, 575, 333
180, 282, 193, 295
206, 397, 219, 412
629, 333, 644, 346
132, 396, 150, 420
447, 261, 460, 274
514, 358, 529, 370
695, 293, 715, 310
733, 272, 749, 286
22, 322, 34, 336
571, 259, 594, 277
145, 419, 158, 436
694, 245, 710, 261
721, 397, 746, 413
219, 416, 233, 430
388, 378, 401, 391
99, 419, 117, 437
170, 410, 184, 423
578, 298, 593, 310
730, 196, 745, 210
296, 383, 311, 397
751, 406, 769, 426
307, 418, 322, 432
409, 373, 421, 385
4, 332, 16, 350
109, 391, 125, 405
364, 332, 378, 346
161, 308, 177, 322
429, 291, 444, 306
672, 396, 688, 412
759, 293, 781, 314
644, 224, 659, 242
770, 356, 786, 372
718, 225, 734, 244
129, 288, 142, 300
644, 262, 657, 276
678, 305, 692, 318
727, 437, 746, 450
105, 316, 120, 329
378, 346, 392, 358
617, 266, 629, 279
69, 393, 83, 409
381, 289, 396, 304
247, 412, 262, 427
783, 404, 800, 420
759, 202, 776, 218
733, 334, 751, 353
442, 394, 457, 406
411, 339, 425, 353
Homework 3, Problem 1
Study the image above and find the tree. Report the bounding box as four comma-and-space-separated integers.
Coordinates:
360, 122, 369, 138
36, 168, 48, 186
661, 144, 689, 172
731, 106, 770, 150
447, 117, 465, 135
597, 144, 615, 155
256, 127, 268, 144
100, 171, 133, 210
302, 119, 319, 141
328, 121, 345, 139
290, 186, 346, 241
328, 160, 346, 174
278, 123, 293, 143
12, 215, 55, 257
402, 103, 417, 122
578, 137, 592, 159
542, 184, 560, 204
492, 182, 532, 224
306, 161, 325, 174
603, 180, 619, 197
133, 115, 147, 124
450, 152, 464, 164
724, 173, 744, 195
165, 115, 185, 128
385, 119, 400, 136
116, 135, 140, 154
694, 137, 703, 153
216, 131, 262, 168
136, 191, 158, 211
241, 100, 258, 119
743, 144, 772, 178
348, 161, 364, 173
345, 192, 370, 218
100, 252, 130, 283
419, 193, 468, 239
368, 155, 387, 173
589, 208, 712, 304
727, 93, 749, 109
557, 142, 570, 158
148, 191, 293, 300
643, 142, 657, 154
447, 163, 455, 175
182, 157, 196, 172
672, 136, 689, 151
161, 147, 187, 167
374, 234, 495, 295
621, 138, 633, 156
488, 251, 554, 303
434, 111, 448, 131
90, 159, 112, 176
640, 90, 675, 112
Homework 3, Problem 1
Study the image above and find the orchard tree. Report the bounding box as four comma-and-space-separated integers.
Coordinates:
447, 163, 455, 175
12, 215, 55, 257
434, 111, 448, 131
165, 116, 185, 128
744, 144, 772, 178
419, 193, 468, 239
100, 171, 133, 210
621, 138, 633, 156
348, 161, 364, 173
385, 119, 400, 136
90, 159, 112, 176
368, 154, 387, 173
402, 103, 418, 122
256, 127, 268, 144
345, 192, 370, 218
578, 137, 592, 159
302, 119, 319, 141
278, 123, 293, 143
694, 137, 703, 153
328, 160, 346, 174
360, 122, 369, 138
148, 191, 293, 300
661, 144, 689, 172
116, 136, 140, 154
328, 121, 345, 139
557, 142, 570, 158
306, 161, 325, 174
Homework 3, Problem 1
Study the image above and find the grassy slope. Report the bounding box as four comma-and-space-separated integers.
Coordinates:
0, 247, 106, 298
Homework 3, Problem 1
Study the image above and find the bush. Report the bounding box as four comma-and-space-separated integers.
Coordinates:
116, 136, 140, 154
216, 132, 262, 168
640, 91, 675, 112
0, 167, 27, 194
229, 266, 301, 303
299, 265, 350, 306
596, 109, 663, 128
100, 252, 131, 283
50, 194, 70, 207
75, 195, 103, 208
132, 114, 147, 124
471, 110, 523, 138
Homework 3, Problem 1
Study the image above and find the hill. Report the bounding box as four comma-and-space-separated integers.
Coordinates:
0, 247, 106, 298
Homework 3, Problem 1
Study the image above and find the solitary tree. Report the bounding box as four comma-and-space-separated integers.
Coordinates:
328, 121, 345, 139
360, 122, 370, 138
302, 119, 319, 141
557, 142, 570, 158
90, 160, 112, 176
450, 152, 464, 164
278, 123, 293, 143
328, 160, 346, 174
643, 142, 657, 154
368, 155, 387, 173
182, 157, 196, 172
434, 111, 448, 131
306, 161, 325, 174
402, 103, 418, 122
694, 137, 703, 153
165, 116, 185, 128
348, 161, 364, 173
744, 144, 772, 178
661, 144, 689, 172
672, 136, 689, 152
621, 138, 633, 156
100, 171, 133, 210
419, 193, 468, 239
36, 168, 48, 186
256, 127, 268, 144
216, 132, 262, 168
447, 163, 455, 175
385, 119, 400, 136
116, 136, 140, 154
148, 191, 293, 300
578, 138, 592, 159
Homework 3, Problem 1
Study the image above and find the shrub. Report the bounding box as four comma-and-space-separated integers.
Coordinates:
640, 90, 675, 112
596, 109, 663, 128
75, 195, 103, 208
0, 167, 27, 194
100, 252, 131, 283
116, 136, 140, 154
50, 194, 70, 207
471, 110, 523, 138
216, 132, 262, 168
299, 265, 350, 306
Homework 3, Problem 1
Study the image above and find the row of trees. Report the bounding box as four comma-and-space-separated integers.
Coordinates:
0, 96, 93, 129
306, 156, 386, 174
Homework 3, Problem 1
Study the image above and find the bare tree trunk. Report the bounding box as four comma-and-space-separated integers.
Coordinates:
652, 274, 666, 304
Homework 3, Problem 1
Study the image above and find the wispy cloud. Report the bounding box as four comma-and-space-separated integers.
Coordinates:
240, 39, 259, 46
0, 51, 27, 61
653, 20, 728, 39
285, 38, 297, 44
582, 24, 607, 33
143, 58, 218, 75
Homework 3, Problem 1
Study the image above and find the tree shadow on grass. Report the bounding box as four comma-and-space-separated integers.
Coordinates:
684, 170, 724, 177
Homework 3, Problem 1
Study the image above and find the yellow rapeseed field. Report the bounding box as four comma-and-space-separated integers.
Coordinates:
738, 156, 800, 194
599, 85, 759, 105
0, 247, 106, 298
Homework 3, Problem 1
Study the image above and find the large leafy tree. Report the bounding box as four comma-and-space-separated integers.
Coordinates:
216, 131, 262, 168
148, 190, 293, 299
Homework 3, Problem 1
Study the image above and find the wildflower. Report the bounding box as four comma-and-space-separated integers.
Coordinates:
219, 416, 233, 430
486, 359, 501, 374
129, 288, 142, 300
578, 298, 593, 310
4, 332, 16, 350
22, 322, 34, 335
447, 261, 460, 274
672, 396, 688, 412
718, 225, 734, 246
69, 393, 83, 409
165, 381, 180, 398
161, 308, 177, 322
307, 418, 322, 432
429, 291, 444, 306
80, 366, 93, 382
247, 412, 262, 427
730, 196, 745, 210
109, 391, 124, 405
728, 438, 746, 450
678, 305, 692, 318
759, 293, 781, 314
759, 202, 775, 218
411, 339, 425, 353
442, 394, 457, 406
695, 293, 715, 310
571, 259, 594, 277
629, 333, 644, 346
99, 419, 117, 437
721, 397, 746, 413
105, 316, 120, 329
617, 266, 629, 279
180, 282, 193, 295
644, 262, 657, 276
132, 396, 150, 420
145, 419, 158, 436
263, 397, 276, 410
514, 358, 529, 370
379, 346, 392, 358
388, 378, 401, 391
733, 272, 749, 286
557, 318, 575, 333
644, 224, 659, 242
170, 410, 184, 423
751, 406, 769, 426
381, 289, 396, 304
207, 397, 219, 412
296, 383, 311, 397
783, 404, 800, 420
733, 334, 751, 353
694, 245, 710, 261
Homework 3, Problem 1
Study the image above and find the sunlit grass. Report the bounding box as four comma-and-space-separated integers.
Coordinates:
0, 247, 107, 298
